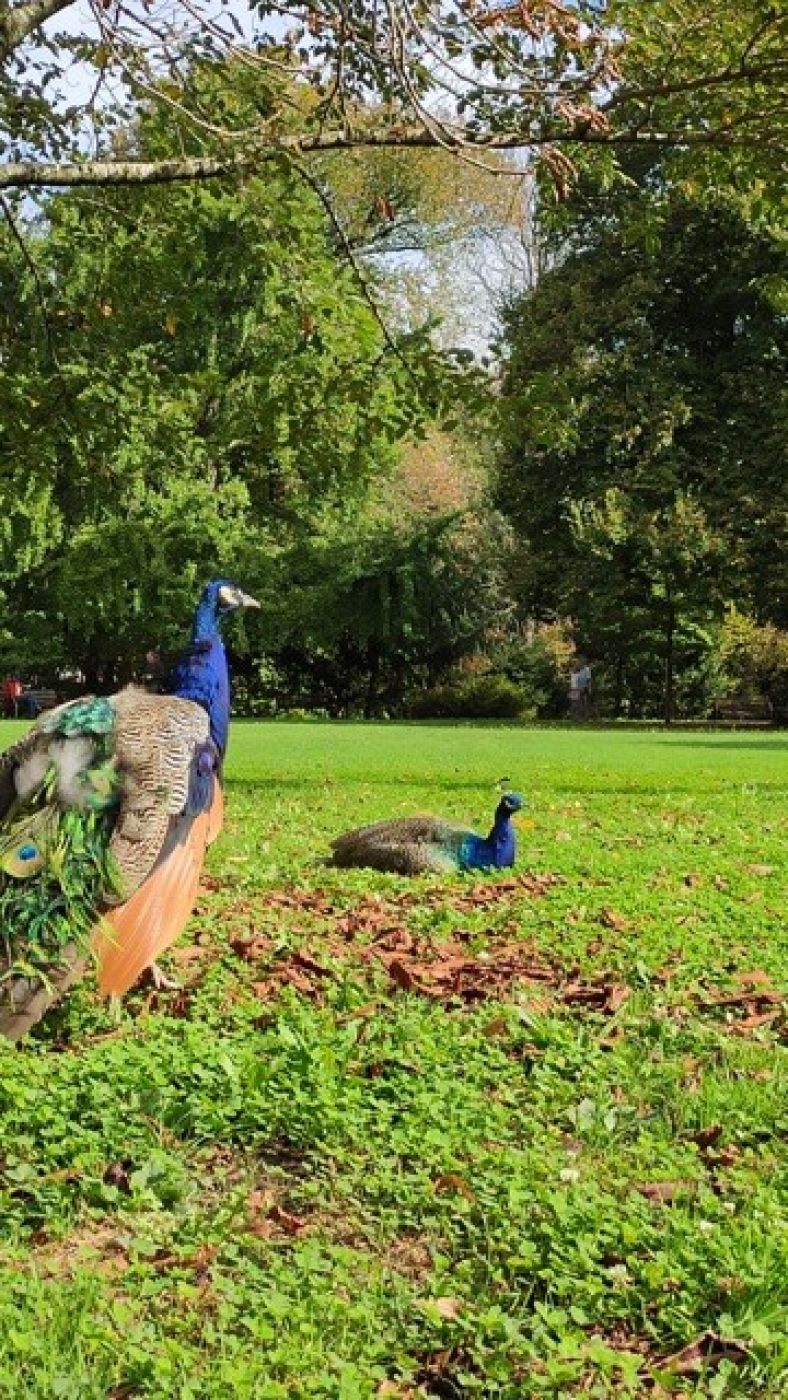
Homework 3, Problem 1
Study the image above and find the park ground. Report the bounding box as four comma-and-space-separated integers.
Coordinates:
0, 722, 785, 1398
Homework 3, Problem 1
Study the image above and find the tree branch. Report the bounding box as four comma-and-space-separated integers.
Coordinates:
0, 0, 76, 55
606, 58, 788, 111
0, 115, 781, 190
0, 192, 60, 364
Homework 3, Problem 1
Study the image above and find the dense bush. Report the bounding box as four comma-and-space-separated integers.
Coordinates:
718, 607, 788, 708
408, 675, 526, 720
490, 622, 575, 718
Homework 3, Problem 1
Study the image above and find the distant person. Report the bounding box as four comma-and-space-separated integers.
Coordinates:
20, 690, 41, 719
2, 675, 22, 718
569, 658, 592, 720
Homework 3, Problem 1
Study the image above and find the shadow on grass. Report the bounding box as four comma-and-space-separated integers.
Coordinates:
665, 739, 788, 750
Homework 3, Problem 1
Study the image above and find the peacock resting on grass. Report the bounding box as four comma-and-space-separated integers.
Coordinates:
326, 792, 525, 875
0, 579, 258, 1040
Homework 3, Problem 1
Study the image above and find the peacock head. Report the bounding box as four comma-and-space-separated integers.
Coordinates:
191, 580, 260, 643
497, 792, 525, 818
217, 579, 260, 613
204, 579, 260, 616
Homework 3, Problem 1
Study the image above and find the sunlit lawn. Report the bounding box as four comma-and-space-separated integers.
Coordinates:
0, 721, 785, 1398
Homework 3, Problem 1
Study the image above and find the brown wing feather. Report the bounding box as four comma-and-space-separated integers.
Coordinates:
329, 816, 448, 865
93, 782, 220, 995
332, 839, 450, 874
108, 687, 211, 901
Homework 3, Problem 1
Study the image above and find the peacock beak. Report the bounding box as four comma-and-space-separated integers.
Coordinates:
236, 590, 261, 609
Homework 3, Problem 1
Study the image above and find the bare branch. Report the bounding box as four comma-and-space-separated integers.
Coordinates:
0, 192, 60, 364
291, 154, 425, 393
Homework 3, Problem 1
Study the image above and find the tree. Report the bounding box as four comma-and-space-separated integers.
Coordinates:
0, 1, 784, 190
259, 505, 513, 716
495, 178, 788, 715
572, 490, 726, 721
0, 156, 461, 683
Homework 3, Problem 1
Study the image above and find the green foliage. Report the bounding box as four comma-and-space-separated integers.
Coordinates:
0, 164, 462, 682
717, 608, 788, 708
490, 623, 576, 719
496, 179, 788, 718
3, 0, 786, 205
408, 674, 526, 720
244, 509, 514, 717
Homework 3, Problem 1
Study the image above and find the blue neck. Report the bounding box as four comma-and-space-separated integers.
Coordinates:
192, 596, 221, 645
169, 597, 231, 753
485, 809, 516, 868
462, 807, 516, 871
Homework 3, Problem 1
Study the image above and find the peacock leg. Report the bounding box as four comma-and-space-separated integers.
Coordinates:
149, 961, 180, 991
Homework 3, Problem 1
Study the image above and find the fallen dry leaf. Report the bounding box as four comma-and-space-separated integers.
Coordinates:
246, 1189, 309, 1239
686, 1124, 724, 1150
150, 1243, 216, 1276
481, 1014, 509, 1038
712, 1145, 741, 1168
728, 1010, 781, 1035
659, 1331, 750, 1375
102, 1161, 133, 1194
268, 1204, 309, 1236
636, 1181, 691, 1204
599, 907, 630, 932
167, 944, 211, 966
229, 935, 274, 962
734, 968, 773, 988
290, 951, 333, 978
703, 990, 782, 1009
433, 1172, 475, 1201
415, 1296, 463, 1320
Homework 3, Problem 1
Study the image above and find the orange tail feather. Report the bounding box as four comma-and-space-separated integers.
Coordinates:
93, 785, 222, 997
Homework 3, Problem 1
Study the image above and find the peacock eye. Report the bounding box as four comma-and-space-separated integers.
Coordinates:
19, 844, 38, 861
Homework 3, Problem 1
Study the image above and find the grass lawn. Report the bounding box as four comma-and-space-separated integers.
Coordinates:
0, 721, 785, 1398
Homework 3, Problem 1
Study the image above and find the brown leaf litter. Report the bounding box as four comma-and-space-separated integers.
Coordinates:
697, 969, 785, 1036
243, 921, 631, 1016
658, 1330, 751, 1375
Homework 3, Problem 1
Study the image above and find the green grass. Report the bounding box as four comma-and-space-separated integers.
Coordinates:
0, 721, 785, 1399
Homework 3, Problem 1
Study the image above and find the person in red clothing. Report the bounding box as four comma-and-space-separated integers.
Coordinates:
2, 675, 23, 717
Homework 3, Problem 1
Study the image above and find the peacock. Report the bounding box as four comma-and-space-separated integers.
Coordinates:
326, 792, 525, 875
0, 579, 258, 1040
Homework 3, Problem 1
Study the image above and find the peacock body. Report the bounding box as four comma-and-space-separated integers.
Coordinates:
327, 793, 525, 875
0, 579, 258, 1039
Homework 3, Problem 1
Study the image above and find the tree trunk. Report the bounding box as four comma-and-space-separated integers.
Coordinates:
663, 601, 676, 726
614, 652, 625, 716
365, 642, 381, 718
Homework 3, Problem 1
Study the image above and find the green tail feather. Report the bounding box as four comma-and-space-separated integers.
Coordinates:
0, 751, 122, 987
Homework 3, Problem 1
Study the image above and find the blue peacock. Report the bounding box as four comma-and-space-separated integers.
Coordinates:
326, 792, 525, 874
0, 579, 258, 1039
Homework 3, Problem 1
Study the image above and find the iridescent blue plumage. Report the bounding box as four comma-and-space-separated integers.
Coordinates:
169, 580, 258, 754
458, 794, 521, 871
